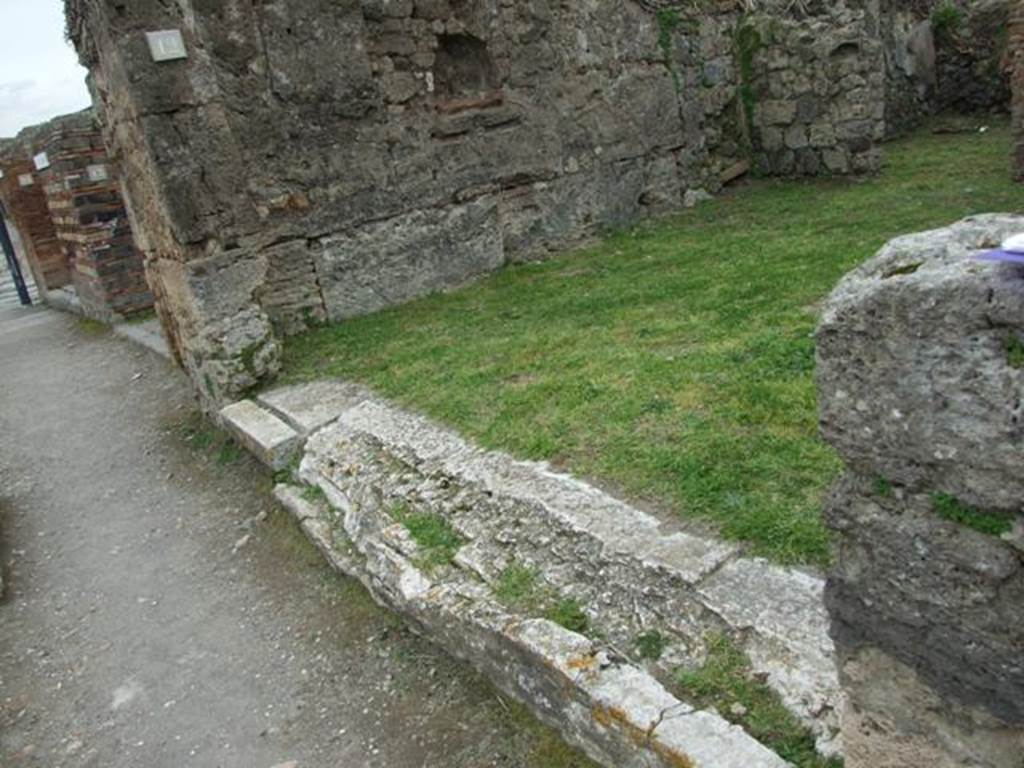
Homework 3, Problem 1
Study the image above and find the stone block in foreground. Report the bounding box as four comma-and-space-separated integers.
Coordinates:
219, 400, 299, 470
817, 213, 1024, 511
817, 214, 1024, 767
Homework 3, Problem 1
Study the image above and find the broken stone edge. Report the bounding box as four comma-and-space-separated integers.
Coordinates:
274, 484, 789, 768
221, 381, 842, 765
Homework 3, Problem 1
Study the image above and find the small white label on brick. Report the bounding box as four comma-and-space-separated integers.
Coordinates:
146, 29, 188, 62
87, 164, 109, 182
33, 152, 50, 171
18, 173, 34, 187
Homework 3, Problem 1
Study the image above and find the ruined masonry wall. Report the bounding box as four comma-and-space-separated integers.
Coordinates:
68, 0, 903, 402
39, 117, 153, 321
1012, 0, 1024, 180
0, 157, 69, 294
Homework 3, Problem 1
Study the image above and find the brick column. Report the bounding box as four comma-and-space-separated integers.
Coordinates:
37, 116, 153, 322
0, 156, 69, 294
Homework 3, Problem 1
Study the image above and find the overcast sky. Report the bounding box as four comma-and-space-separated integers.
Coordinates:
0, 0, 92, 138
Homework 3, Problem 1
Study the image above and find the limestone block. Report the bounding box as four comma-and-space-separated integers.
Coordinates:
220, 400, 300, 470
257, 380, 372, 435
818, 214, 1024, 510
316, 197, 505, 321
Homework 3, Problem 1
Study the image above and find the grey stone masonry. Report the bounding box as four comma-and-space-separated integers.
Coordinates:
66, 0, 926, 403
222, 380, 844, 763
817, 214, 1024, 768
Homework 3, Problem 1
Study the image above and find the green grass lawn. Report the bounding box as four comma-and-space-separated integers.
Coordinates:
280, 122, 1022, 566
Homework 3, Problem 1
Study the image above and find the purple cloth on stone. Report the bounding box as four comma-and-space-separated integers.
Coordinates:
976, 249, 1024, 264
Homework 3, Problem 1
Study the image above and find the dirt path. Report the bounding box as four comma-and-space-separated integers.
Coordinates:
0, 306, 592, 768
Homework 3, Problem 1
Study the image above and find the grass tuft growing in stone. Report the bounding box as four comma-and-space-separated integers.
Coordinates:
545, 598, 590, 635
931, 493, 1013, 536
675, 635, 840, 768
301, 484, 327, 503
1006, 336, 1024, 369
390, 503, 464, 570
280, 123, 1020, 567
495, 563, 542, 608
634, 630, 669, 661
874, 476, 893, 498
494, 564, 593, 636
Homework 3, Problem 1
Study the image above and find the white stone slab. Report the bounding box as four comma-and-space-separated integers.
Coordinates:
220, 400, 299, 469
258, 380, 372, 434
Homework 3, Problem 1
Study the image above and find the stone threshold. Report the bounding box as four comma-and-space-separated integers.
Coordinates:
220, 380, 842, 767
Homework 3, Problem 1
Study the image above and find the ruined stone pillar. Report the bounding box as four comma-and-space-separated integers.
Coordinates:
1011, 0, 1024, 180
816, 215, 1024, 767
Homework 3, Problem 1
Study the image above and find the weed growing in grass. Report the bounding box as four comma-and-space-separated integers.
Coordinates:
675, 635, 841, 768
216, 440, 244, 465
390, 503, 464, 570
280, 123, 1020, 566
180, 413, 217, 450
932, 493, 1012, 536
635, 630, 669, 661
76, 317, 108, 336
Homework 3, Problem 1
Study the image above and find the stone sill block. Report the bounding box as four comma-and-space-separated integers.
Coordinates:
219, 399, 300, 470
229, 381, 842, 764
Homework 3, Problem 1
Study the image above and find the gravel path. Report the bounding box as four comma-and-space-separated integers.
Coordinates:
0, 305, 592, 768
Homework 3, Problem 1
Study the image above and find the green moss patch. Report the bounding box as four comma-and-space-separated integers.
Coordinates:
390, 503, 464, 570
932, 493, 1013, 536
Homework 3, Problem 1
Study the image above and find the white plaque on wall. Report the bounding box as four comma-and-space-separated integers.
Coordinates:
33, 152, 50, 171
87, 164, 110, 182
146, 29, 188, 62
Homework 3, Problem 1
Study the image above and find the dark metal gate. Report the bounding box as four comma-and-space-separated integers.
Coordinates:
0, 201, 32, 306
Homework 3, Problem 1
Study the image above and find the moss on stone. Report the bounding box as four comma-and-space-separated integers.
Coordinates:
635, 630, 668, 661
1006, 336, 1024, 369
734, 17, 764, 150
391, 504, 464, 569
931, 493, 1013, 536
675, 635, 840, 768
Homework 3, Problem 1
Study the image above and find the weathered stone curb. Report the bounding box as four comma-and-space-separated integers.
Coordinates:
273, 484, 789, 768
225, 380, 843, 764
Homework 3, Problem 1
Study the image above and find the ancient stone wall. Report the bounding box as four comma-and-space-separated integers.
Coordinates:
38, 114, 153, 321
881, 0, 1014, 136
816, 215, 1024, 767
1012, 0, 1024, 179
933, 0, 1013, 115
66, 0, 905, 402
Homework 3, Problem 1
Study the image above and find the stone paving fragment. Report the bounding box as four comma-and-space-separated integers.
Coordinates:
220, 399, 300, 470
